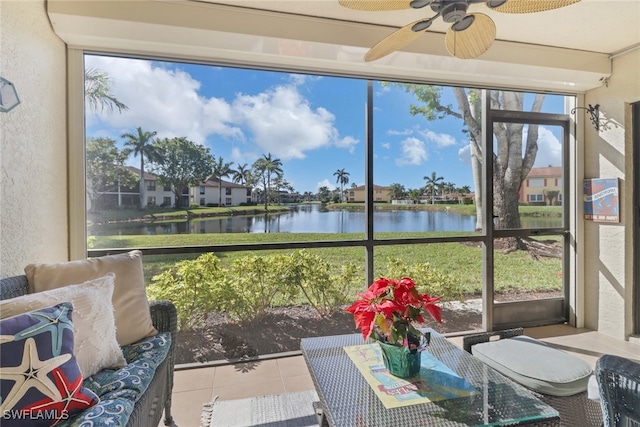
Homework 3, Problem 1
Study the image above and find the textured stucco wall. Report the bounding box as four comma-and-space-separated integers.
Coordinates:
0, 1, 68, 276
582, 49, 640, 340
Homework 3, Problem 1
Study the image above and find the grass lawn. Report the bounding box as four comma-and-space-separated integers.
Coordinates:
91, 231, 562, 297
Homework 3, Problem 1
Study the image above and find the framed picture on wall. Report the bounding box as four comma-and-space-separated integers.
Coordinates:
583, 178, 620, 222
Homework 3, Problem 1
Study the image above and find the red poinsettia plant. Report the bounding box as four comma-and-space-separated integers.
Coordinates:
345, 277, 442, 349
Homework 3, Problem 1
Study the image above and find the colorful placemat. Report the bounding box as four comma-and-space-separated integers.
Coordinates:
344, 343, 477, 409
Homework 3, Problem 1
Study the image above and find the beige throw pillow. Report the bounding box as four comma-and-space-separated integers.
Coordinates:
24, 250, 158, 346
0, 273, 126, 378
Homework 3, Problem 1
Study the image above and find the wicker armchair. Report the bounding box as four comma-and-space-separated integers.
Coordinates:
595, 354, 640, 427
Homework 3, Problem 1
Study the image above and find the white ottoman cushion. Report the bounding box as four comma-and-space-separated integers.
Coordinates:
472, 335, 592, 396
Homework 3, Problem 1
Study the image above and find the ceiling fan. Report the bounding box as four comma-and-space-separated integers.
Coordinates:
339, 0, 581, 60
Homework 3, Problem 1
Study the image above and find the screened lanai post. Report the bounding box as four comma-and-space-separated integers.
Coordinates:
634, 101, 640, 335
365, 79, 375, 286
481, 89, 495, 331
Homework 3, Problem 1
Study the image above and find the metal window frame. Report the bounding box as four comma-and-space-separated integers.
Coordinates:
75, 52, 573, 332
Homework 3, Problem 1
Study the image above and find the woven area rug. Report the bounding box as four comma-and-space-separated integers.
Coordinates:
201, 390, 321, 427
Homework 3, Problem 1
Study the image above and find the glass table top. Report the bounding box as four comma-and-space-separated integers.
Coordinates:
301, 331, 560, 427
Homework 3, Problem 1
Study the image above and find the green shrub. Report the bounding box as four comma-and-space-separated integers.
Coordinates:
277, 250, 362, 317
147, 252, 226, 330
224, 255, 283, 322
381, 257, 465, 303
147, 250, 364, 328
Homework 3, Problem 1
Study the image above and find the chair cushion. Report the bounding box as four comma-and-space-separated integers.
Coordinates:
0, 273, 126, 378
79, 333, 172, 426
472, 335, 592, 396
0, 303, 99, 426
25, 250, 158, 346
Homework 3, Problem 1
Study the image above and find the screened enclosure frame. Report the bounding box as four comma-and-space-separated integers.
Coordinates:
70, 49, 576, 333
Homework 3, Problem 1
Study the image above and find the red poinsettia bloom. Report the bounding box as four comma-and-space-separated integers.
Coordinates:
345, 277, 442, 347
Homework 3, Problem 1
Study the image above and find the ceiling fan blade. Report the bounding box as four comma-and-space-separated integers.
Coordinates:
445, 13, 496, 59
486, 0, 581, 14
338, 0, 414, 11
364, 20, 430, 62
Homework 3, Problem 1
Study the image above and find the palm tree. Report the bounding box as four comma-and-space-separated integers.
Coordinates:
272, 176, 294, 204
333, 168, 350, 203
211, 157, 235, 207
444, 182, 456, 196
121, 127, 160, 209
232, 163, 251, 186
423, 171, 444, 205
85, 68, 128, 113
253, 153, 283, 210
408, 188, 422, 204
388, 183, 406, 201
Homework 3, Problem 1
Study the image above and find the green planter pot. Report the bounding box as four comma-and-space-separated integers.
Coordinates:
378, 340, 422, 378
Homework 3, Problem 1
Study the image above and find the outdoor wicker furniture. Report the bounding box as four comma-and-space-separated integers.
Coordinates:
0, 273, 177, 427
463, 328, 603, 427
595, 354, 640, 427
302, 330, 560, 426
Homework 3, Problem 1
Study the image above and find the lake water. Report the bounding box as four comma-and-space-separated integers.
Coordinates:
89, 204, 560, 236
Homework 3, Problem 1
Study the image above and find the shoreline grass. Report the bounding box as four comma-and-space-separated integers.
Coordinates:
88, 202, 562, 225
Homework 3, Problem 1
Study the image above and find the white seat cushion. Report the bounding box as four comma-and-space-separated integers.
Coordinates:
472, 335, 592, 397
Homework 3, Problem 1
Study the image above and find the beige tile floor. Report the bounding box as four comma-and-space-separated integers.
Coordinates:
164, 325, 640, 427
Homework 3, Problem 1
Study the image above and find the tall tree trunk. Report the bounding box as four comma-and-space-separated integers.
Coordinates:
467, 92, 484, 231
173, 188, 181, 209
139, 157, 145, 210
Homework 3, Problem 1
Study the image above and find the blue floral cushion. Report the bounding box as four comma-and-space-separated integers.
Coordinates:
58, 332, 171, 426
0, 303, 99, 426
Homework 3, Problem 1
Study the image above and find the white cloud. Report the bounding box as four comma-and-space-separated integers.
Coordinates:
532, 126, 562, 167
381, 143, 391, 149
85, 56, 243, 145
335, 136, 359, 153
388, 129, 413, 136
232, 84, 357, 160
420, 129, 457, 148
289, 74, 307, 86
85, 57, 357, 160
396, 137, 428, 166
316, 179, 336, 190
458, 144, 471, 165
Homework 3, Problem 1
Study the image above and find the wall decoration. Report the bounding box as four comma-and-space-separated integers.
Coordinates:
583, 178, 620, 222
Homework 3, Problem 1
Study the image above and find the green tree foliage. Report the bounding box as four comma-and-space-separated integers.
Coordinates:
84, 68, 128, 113
121, 127, 161, 209
86, 137, 137, 212
333, 168, 350, 202
232, 163, 252, 185
407, 188, 422, 204
544, 189, 560, 206
252, 153, 283, 210
423, 171, 444, 204
210, 156, 235, 206
388, 183, 406, 201
388, 83, 544, 232
149, 137, 214, 208
317, 186, 331, 203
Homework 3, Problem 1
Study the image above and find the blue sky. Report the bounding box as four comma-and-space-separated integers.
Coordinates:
85, 54, 564, 194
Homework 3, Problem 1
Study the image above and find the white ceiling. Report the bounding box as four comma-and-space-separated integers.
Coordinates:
195, 0, 640, 56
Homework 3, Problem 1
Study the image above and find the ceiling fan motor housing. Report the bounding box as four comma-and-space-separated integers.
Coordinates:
437, 1, 470, 23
